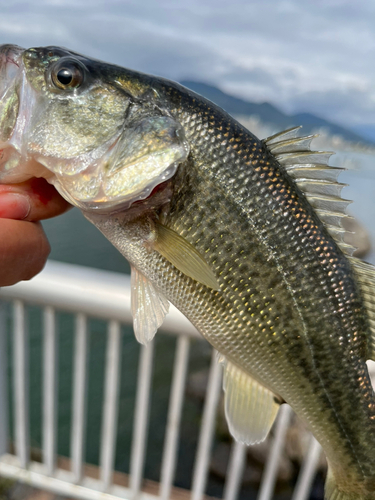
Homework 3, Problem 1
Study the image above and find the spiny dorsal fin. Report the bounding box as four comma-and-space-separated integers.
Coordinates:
285, 165, 343, 182
348, 257, 375, 360
264, 126, 302, 145
275, 151, 333, 166
219, 356, 280, 444
131, 265, 169, 345
153, 222, 220, 290
264, 128, 355, 255
266, 134, 317, 154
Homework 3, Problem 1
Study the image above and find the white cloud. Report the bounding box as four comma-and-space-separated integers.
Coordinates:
0, 0, 374, 127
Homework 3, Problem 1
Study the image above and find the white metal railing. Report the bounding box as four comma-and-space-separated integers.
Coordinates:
0, 260, 323, 500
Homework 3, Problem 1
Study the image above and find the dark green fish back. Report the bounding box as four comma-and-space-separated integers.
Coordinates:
141, 81, 375, 491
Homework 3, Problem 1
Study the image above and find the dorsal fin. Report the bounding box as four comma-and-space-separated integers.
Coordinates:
264, 128, 355, 255
264, 126, 302, 145
266, 134, 317, 154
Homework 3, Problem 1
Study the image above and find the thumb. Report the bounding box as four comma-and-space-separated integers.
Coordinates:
0, 191, 30, 219
0, 178, 71, 221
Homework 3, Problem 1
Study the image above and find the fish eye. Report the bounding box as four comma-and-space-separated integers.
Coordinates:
51, 59, 85, 90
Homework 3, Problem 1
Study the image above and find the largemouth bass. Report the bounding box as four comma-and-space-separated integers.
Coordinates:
1, 44, 375, 500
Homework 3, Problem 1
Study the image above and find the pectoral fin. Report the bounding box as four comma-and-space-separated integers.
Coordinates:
130, 265, 169, 345
153, 222, 220, 290
221, 357, 280, 445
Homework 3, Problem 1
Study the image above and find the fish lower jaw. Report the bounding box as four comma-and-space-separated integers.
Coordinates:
52, 161, 178, 215
0, 148, 52, 184
51, 178, 153, 214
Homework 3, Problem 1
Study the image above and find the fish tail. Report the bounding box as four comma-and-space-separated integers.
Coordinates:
325, 466, 375, 500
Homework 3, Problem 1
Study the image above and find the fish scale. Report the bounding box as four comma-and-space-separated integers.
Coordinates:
159, 85, 375, 484
1, 44, 375, 499
161, 163, 374, 486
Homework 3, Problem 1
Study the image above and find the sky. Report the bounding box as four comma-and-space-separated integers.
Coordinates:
0, 0, 374, 131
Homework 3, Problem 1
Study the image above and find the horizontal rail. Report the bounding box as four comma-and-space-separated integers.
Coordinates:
0, 260, 200, 338
0, 454, 157, 500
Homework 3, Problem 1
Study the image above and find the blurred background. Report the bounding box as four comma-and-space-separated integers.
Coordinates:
0, 1, 375, 499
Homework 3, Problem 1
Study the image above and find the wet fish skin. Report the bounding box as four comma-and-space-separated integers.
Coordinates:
87, 85, 375, 497
1, 45, 375, 499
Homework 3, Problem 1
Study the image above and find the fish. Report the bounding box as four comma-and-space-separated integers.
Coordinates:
1, 43, 375, 500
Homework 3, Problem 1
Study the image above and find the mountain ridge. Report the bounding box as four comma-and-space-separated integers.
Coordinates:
180, 80, 369, 145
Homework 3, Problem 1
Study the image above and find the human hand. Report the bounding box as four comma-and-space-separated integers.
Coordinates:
0, 178, 71, 286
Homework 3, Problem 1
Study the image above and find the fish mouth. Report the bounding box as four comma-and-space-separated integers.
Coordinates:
0, 44, 45, 183
0, 44, 23, 66
0, 44, 24, 86
0, 45, 25, 149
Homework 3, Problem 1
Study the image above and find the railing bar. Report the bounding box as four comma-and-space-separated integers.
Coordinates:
159, 336, 190, 500
291, 435, 322, 500
13, 300, 29, 468
43, 306, 58, 475
257, 404, 292, 500
191, 350, 222, 500
71, 313, 89, 483
0, 261, 200, 339
0, 303, 8, 455
99, 320, 122, 490
223, 441, 247, 500
130, 341, 154, 497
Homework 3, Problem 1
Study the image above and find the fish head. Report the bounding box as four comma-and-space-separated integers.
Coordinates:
0, 45, 189, 213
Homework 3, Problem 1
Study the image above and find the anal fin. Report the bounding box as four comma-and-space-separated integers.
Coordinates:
220, 357, 280, 445
130, 265, 169, 345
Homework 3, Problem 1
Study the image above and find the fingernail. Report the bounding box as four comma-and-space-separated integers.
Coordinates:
0, 192, 31, 219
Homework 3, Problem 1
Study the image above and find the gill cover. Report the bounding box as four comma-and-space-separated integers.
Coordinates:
54, 114, 190, 212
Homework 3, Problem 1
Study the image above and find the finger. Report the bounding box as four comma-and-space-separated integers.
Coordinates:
0, 178, 71, 221
0, 219, 50, 286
